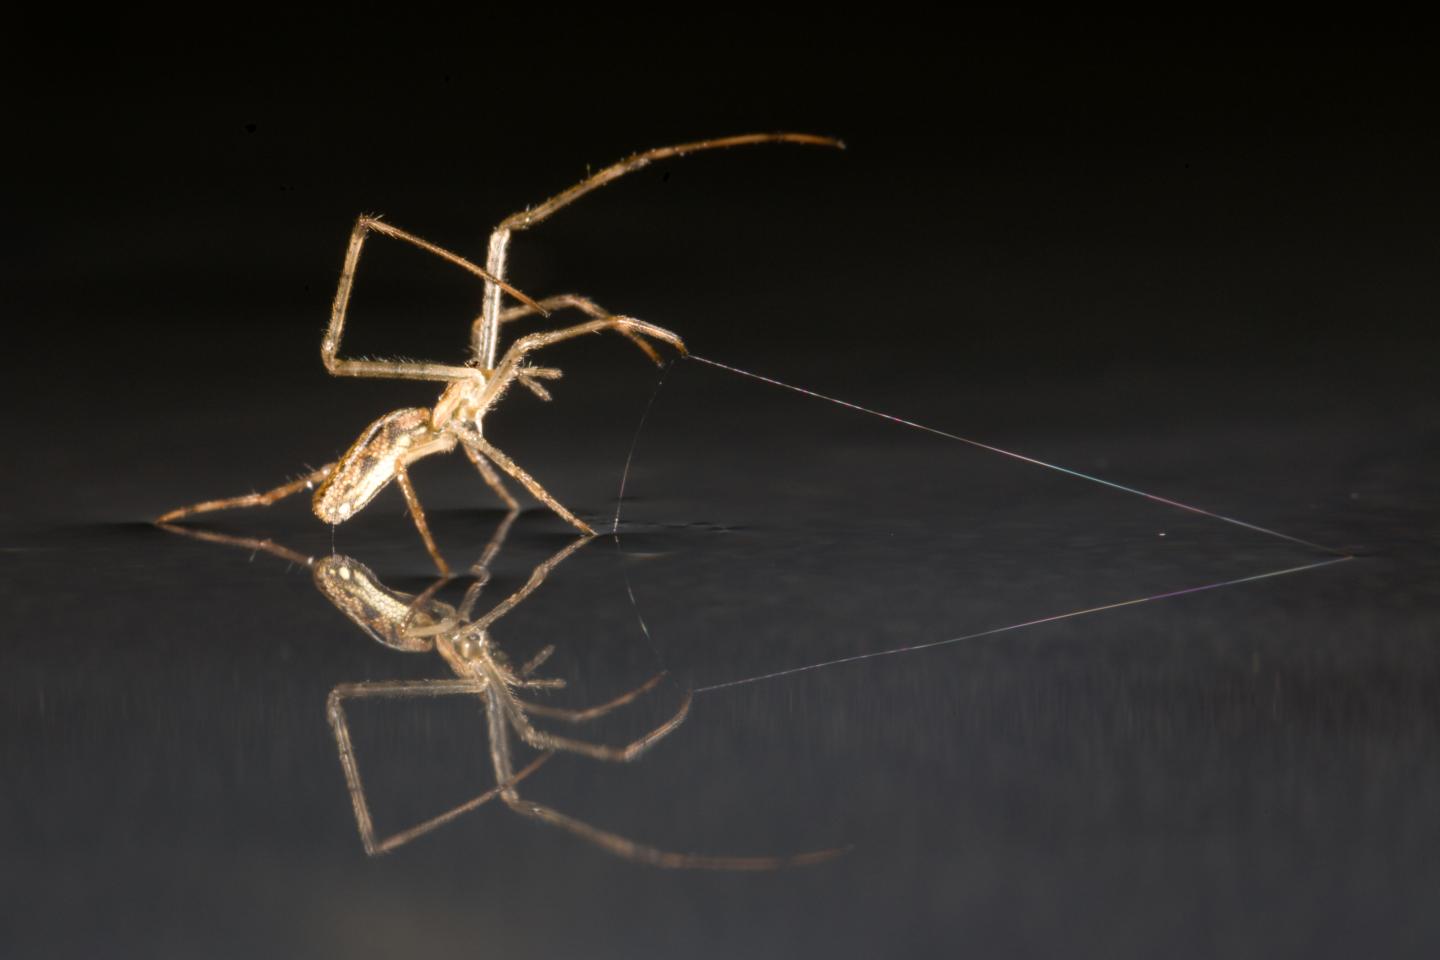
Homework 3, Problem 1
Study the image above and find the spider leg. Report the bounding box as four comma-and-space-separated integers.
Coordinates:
156, 462, 336, 524
479, 294, 663, 364
519, 645, 556, 677
453, 428, 597, 536
393, 465, 450, 575
461, 441, 519, 511
473, 133, 844, 366
325, 215, 547, 384
503, 316, 686, 360
482, 318, 685, 410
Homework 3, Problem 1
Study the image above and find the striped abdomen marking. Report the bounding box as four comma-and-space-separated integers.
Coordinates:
313, 408, 450, 523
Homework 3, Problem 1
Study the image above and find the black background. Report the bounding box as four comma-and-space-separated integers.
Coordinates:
6, 16, 1440, 959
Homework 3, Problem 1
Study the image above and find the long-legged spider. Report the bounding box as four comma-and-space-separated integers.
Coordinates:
160, 515, 843, 868
158, 133, 843, 573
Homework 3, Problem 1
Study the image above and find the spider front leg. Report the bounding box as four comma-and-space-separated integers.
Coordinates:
471, 132, 843, 368
156, 462, 337, 524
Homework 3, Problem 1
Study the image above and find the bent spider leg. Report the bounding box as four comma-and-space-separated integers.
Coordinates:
489, 318, 686, 394
156, 462, 337, 524
393, 465, 450, 575
325, 215, 547, 385
474, 316, 685, 421
326, 679, 549, 856
502, 796, 848, 870
503, 689, 693, 762
373, 753, 550, 856
485, 294, 662, 364
519, 672, 668, 723
453, 428, 596, 536
474, 132, 844, 366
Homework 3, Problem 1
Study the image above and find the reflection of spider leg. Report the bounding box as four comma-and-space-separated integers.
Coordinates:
520, 672, 668, 723
503, 796, 847, 870
466, 531, 595, 631
326, 679, 550, 856
504, 690, 692, 761
156, 462, 336, 523
154, 522, 315, 566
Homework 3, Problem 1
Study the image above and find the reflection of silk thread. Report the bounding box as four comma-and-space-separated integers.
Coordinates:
611, 355, 1356, 693
691, 556, 1352, 693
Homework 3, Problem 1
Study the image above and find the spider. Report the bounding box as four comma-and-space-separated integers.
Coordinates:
157, 133, 844, 573
160, 513, 843, 868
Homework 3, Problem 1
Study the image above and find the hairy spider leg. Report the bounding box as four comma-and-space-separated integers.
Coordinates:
326, 215, 546, 384
392, 465, 449, 575
461, 443, 520, 511
156, 462, 337, 524
480, 293, 664, 364
473, 132, 844, 368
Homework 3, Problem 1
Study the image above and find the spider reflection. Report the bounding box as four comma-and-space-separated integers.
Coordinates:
159, 514, 841, 869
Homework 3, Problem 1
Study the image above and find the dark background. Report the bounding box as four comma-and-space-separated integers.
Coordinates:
5, 17, 1439, 958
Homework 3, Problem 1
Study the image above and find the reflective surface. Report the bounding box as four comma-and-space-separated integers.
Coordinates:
5, 354, 1438, 957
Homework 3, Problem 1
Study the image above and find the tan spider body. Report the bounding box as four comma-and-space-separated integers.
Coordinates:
159, 133, 843, 571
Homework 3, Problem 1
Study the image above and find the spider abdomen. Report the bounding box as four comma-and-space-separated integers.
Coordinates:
313, 408, 454, 523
